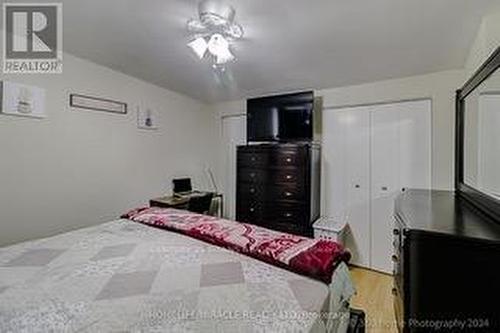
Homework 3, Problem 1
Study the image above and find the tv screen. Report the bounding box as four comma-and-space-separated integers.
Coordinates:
247, 91, 314, 142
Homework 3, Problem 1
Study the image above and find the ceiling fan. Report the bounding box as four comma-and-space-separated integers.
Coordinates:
187, 0, 244, 68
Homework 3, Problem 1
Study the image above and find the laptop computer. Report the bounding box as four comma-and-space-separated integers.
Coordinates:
173, 178, 202, 197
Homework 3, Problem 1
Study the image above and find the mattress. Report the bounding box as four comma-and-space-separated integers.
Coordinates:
0, 219, 354, 332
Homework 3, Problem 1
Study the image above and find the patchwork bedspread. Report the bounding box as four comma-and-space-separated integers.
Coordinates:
0, 219, 354, 332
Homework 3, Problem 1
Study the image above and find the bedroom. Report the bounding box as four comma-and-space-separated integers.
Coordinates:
1, 0, 500, 332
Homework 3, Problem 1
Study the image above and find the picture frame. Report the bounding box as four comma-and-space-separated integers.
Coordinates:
137, 106, 158, 130
0, 81, 46, 118
69, 93, 127, 114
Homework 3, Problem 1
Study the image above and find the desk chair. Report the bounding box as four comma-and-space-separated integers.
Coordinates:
187, 193, 214, 215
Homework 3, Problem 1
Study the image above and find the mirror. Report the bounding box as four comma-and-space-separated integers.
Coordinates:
463, 68, 500, 199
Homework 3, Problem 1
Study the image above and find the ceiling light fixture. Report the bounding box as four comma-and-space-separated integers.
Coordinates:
187, 0, 243, 68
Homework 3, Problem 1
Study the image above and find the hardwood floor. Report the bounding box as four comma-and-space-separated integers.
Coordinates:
349, 266, 398, 333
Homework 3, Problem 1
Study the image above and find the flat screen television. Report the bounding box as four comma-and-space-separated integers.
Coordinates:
247, 91, 314, 142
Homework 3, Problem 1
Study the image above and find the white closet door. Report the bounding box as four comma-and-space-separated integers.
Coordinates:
370, 100, 431, 273
399, 100, 432, 190
323, 107, 371, 268
222, 116, 246, 219
370, 105, 401, 273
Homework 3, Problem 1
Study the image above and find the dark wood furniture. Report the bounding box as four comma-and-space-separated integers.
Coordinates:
187, 193, 214, 214
456, 46, 500, 222
150, 196, 189, 209
393, 46, 500, 333
394, 190, 500, 333
150, 192, 223, 216
236, 143, 320, 237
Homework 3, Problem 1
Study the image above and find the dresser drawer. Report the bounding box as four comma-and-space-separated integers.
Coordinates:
237, 168, 269, 183
268, 184, 306, 201
262, 201, 308, 224
269, 149, 306, 167
237, 183, 266, 200
238, 168, 305, 187
237, 146, 307, 168
237, 151, 269, 167
266, 221, 307, 236
236, 200, 264, 224
272, 169, 305, 185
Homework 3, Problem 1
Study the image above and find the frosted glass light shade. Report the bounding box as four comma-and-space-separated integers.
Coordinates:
207, 34, 234, 64
187, 37, 208, 59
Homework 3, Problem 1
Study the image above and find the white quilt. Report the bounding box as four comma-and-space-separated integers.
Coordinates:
0, 219, 354, 332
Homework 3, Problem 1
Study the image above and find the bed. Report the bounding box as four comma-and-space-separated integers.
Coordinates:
0, 209, 355, 332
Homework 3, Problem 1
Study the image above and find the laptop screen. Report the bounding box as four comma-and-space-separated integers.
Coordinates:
173, 178, 192, 193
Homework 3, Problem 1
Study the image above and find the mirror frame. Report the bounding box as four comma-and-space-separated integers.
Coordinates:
456, 46, 500, 222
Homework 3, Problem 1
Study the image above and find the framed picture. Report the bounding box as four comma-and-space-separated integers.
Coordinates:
0, 81, 46, 118
70, 94, 127, 114
137, 106, 158, 130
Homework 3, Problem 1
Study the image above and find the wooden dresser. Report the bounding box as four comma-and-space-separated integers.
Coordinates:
393, 189, 500, 332
236, 143, 320, 237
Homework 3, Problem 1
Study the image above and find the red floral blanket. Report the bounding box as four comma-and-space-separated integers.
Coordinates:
122, 207, 350, 284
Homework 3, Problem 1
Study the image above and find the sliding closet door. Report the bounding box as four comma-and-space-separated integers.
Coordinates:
370, 100, 431, 273
323, 107, 371, 267
399, 100, 432, 190
370, 105, 402, 273
222, 115, 246, 219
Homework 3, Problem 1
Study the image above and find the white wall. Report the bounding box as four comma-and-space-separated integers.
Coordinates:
0, 53, 216, 246
466, 9, 500, 76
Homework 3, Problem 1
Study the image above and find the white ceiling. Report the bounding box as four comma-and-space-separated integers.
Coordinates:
58, 0, 497, 102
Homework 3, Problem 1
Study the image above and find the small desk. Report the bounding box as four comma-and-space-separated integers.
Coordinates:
150, 196, 189, 209
150, 193, 223, 217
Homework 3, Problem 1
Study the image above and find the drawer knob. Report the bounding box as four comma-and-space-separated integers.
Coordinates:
250, 208, 255, 212
393, 229, 400, 236
250, 173, 256, 178
392, 288, 397, 296
250, 188, 255, 193
284, 191, 292, 197
286, 157, 292, 162
284, 213, 292, 217
286, 175, 292, 180
391, 255, 398, 262
251, 157, 256, 161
